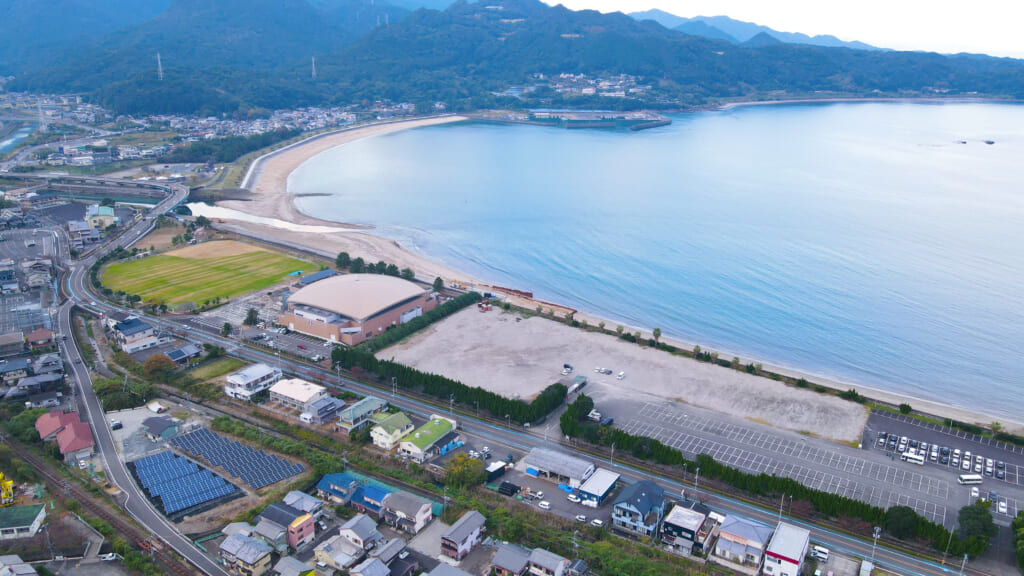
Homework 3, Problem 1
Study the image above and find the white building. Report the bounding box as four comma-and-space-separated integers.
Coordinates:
269, 378, 328, 411
762, 522, 809, 576
522, 447, 595, 489
226, 364, 282, 400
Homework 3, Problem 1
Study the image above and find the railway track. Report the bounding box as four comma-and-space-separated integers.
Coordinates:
7, 441, 198, 576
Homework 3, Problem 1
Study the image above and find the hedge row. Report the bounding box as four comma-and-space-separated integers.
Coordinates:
560, 395, 973, 557
332, 345, 566, 425
362, 292, 481, 353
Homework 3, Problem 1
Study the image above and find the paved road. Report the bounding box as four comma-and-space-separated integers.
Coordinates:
57, 181, 1006, 576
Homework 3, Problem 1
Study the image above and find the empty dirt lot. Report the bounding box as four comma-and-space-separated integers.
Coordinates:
380, 308, 868, 442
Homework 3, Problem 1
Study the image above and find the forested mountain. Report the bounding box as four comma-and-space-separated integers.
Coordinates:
0, 0, 171, 74
629, 9, 880, 51
7, 0, 1024, 115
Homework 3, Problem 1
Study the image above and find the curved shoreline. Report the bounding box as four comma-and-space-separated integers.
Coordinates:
213, 113, 1023, 433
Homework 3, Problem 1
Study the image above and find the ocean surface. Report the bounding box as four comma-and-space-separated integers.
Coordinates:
290, 102, 1024, 420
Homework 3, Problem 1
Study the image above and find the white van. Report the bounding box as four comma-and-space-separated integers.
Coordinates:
811, 545, 829, 562
300, 413, 314, 424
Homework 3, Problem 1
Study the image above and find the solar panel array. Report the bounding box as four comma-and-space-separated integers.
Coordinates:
134, 451, 236, 515
171, 428, 305, 489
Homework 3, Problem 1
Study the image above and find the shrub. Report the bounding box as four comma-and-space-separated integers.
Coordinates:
899, 403, 913, 414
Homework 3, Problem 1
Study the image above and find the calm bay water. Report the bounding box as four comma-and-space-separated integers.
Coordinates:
291, 103, 1024, 420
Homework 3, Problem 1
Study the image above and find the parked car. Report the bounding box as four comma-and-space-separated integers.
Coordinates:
575, 514, 587, 522
591, 518, 604, 527
998, 501, 1008, 515
538, 501, 551, 510
971, 487, 980, 499
616, 371, 625, 380
567, 494, 581, 504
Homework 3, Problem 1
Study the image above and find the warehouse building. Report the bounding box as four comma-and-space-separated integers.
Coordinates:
278, 275, 439, 346
577, 468, 619, 507
522, 447, 595, 489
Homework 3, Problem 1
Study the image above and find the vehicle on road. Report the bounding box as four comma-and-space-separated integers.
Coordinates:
591, 518, 603, 527
575, 514, 587, 522
298, 344, 306, 349
811, 545, 829, 562
538, 501, 551, 510
617, 371, 625, 380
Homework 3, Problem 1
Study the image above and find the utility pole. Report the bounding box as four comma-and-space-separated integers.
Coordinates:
610, 442, 615, 467
392, 376, 397, 398
959, 554, 967, 576
871, 526, 881, 561
505, 414, 510, 429
311, 57, 317, 80
449, 394, 454, 414
695, 467, 701, 492
157, 53, 164, 81
777, 493, 785, 522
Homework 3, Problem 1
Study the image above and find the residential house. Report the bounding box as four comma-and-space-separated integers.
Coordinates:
369, 412, 414, 451
112, 318, 162, 353
66, 220, 98, 250
268, 378, 328, 412
21, 260, 50, 289
282, 491, 323, 518
253, 518, 287, 553
440, 510, 486, 560
219, 533, 273, 576
349, 557, 389, 576
611, 480, 666, 538
0, 505, 46, 541
368, 537, 407, 566
762, 522, 810, 576
662, 503, 716, 556
142, 417, 179, 442
304, 396, 345, 425
350, 485, 391, 519
271, 556, 313, 576
222, 522, 255, 538
314, 534, 365, 571
34, 410, 78, 441
528, 548, 569, 576
336, 396, 388, 433
315, 472, 359, 504
102, 311, 132, 331
85, 204, 119, 229
396, 415, 459, 462
225, 363, 282, 401
712, 515, 774, 575
165, 343, 202, 365
56, 420, 94, 466
0, 333, 24, 357
24, 328, 54, 350
491, 543, 530, 576
339, 514, 382, 550
32, 353, 62, 375
23, 391, 61, 409
9, 373, 62, 397
566, 560, 589, 576
0, 358, 30, 384
426, 566, 474, 576
381, 491, 432, 535
258, 502, 316, 551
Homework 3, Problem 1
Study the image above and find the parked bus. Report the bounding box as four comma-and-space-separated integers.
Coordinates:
901, 452, 925, 466
957, 474, 983, 485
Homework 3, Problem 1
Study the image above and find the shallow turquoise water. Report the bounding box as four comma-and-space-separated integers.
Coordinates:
291, 102, 1024, 419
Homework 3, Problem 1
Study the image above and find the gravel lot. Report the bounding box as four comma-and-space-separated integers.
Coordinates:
381, 308, 867, 442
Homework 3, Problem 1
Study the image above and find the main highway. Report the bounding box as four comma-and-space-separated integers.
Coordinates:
55, 183, 995, 576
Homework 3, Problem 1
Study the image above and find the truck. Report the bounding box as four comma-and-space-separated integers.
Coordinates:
587, 409, 601, 422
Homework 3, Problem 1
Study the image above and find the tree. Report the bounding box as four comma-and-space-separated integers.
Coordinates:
653, 327, 661, 346
432, 277, 444, 291
616, 325, 624, 336
350, 257, 366, 273
598, 321, 605, 330
222, 323, 232, 336
885, 505, 918, 539
100, 197, 115, 207
385, 264, 400, 276
244, 308, 259, 326
633, 331, 641, 344
143, 354, 176, 381
400, 267, 415, 280
574, 394, 594, 420
376, 260, 388, 274
195, 215, 211, 227
445, 452, 485, 488
335, 252, 351, 269
958, 503, 997, 542
899, 403, 912, 414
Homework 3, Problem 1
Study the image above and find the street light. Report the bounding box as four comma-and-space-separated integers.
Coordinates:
474, 401, 479, 417
871, 526, 881, 561
694, 467, 701, 492
959, 553, 968, 576
505, 414, 510, 429
449, 394, 454, 414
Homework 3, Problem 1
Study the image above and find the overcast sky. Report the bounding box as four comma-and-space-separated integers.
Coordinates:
550, 0, 1024, 59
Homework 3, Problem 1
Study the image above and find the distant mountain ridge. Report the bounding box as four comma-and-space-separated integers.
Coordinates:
629, 8, 881, 51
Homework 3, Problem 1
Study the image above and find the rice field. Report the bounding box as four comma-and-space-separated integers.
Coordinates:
101, 241, 318, 305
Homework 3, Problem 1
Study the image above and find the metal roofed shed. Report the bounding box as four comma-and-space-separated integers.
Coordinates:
577, 468, 619, 507
286, 275, 428, 322
523, 447, 595, 488
299, 268, 336, 285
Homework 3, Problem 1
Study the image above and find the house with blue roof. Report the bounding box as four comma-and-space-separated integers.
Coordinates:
316, 473, 360, 504
351, 485, 391, 520
611, 480, 666, 538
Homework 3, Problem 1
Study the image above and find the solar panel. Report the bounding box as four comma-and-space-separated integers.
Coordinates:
170, 429, 304, 489
132, 451, 238, 515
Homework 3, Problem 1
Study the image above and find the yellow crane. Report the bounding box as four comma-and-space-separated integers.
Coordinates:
0, 472, 15, 505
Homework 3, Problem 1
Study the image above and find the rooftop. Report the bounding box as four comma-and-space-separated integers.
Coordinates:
614, 480, 665, 514
220, 533, 272, 565
269, 378, 326, 404
523, 447, 595, 481
283, 491, 323, 515
578, 468, 619, 497
338, 396, 387, 423
720, 515, 774, 547
351, 557, 389, 576
382, 491, 430, 517
664, 504, 706, 532
142, 416, 177, 436
442, 510, 486, 544
0, 332, 23, 346
528, 548, 567, 572
273, 555, 313, 576
114, 317, 152, 337
286, 274, 428, 322
404, 417, 454, 450
491, 543, 530, 573
341, 514, 381, 542
34, 410, 78, 439
227, 363, 280, 385
372, 412, 412, 435
56, 421, 94, 454
767, 522, 810, 563
426, 565, 474, 576
0, 504, 44, 530
260, 502, 304, 528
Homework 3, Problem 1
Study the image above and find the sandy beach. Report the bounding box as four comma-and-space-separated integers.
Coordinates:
209, 115, 1023, 435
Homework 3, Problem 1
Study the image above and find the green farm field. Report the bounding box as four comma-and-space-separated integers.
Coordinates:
101, 241, 318, 305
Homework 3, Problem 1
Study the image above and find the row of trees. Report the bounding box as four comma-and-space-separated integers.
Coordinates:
164, 128, 302, 164
332, 345, 566, 425
336, 252, 414, 280
558, 395, 990, 557
361, 292, 481, 353
1014, 511, 1024, 572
